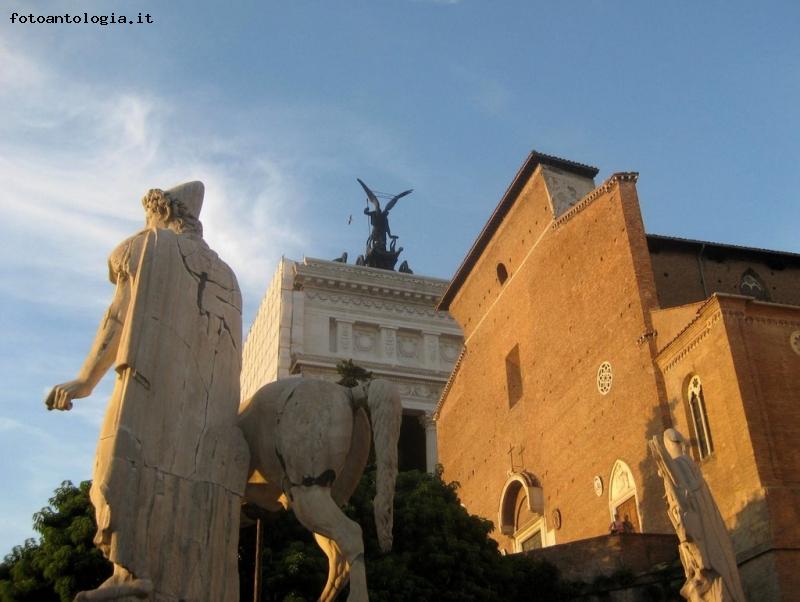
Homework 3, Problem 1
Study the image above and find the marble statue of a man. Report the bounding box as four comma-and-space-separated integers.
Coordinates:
649, 429, 745, 602
46, 182, 249, 601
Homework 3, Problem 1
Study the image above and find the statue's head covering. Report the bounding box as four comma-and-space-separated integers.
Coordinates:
663, 428, 685, 458
165, 181, 204, 219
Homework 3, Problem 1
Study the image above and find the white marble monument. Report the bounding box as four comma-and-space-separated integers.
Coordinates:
241, 257, 463, 472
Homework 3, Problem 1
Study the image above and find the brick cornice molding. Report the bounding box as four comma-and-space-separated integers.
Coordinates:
656, 295, 800, 372
433, 345, 467, 418
742, 315, 800, 328
657, 306, 724, 373
552, 172, 639, 230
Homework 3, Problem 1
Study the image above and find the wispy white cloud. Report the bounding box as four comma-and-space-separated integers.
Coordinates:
450, 65, 512, 116
0, 36, 423, 550
0, 41, 310, 549
0, 41, 309, 315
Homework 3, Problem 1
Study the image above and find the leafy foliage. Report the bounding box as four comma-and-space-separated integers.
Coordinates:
5, 474, 567, 602
239, 508, 327, 602
0, 481, 111, 602
239, 468, 567, 601
335, 358, 373, 388
350, 468, 565, 601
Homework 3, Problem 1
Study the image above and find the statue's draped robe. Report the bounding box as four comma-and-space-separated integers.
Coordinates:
91, 228, 248, 601
653, 439, 746, 602
669, 454, 745, 602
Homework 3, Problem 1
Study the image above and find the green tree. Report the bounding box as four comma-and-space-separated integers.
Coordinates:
349, 468, 564, 601
239, 467, 566, 601
237, 359, 567, 601
7, 359, 566, 601
0, 481, 111, 602
335, 358, 373, 388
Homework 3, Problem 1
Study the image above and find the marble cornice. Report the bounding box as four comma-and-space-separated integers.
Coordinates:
304, 288, 458, 322
292, 352, 452, 383
295, 257, 449, 302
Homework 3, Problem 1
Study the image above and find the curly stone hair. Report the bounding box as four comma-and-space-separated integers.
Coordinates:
141, 188, 203, 236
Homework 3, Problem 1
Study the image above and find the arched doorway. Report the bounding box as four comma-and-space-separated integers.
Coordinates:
498, 472, 547, 551
608, 460, 641, 532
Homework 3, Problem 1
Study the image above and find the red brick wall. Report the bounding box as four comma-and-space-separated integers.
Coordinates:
437, 172, 673, 551
648, 239, 800, 309
655, 295, 800, 600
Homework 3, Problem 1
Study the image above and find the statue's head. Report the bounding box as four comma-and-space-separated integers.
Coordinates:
141, 181, 204, 236
663, 428, 686, 459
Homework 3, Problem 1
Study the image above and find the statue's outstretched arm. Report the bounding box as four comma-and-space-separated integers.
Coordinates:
45, 277, 131, 411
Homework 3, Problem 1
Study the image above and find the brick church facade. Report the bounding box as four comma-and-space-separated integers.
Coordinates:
434, 151, 800, 600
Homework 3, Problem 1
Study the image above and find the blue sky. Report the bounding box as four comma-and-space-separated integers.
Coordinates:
1, 0, 798, 552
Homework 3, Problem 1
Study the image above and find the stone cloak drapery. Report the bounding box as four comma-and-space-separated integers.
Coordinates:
91, 227, 248, 601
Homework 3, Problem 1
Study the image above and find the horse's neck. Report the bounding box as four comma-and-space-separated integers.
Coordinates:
348, 384, 369, 411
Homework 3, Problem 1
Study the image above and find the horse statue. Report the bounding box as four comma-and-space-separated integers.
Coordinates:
237, 377, 402, 602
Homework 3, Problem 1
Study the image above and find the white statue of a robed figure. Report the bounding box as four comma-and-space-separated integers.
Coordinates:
46, 183, 249, 601
649, 429, 745, 602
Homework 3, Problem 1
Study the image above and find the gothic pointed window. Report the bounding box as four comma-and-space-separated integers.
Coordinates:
739, 268, 770, 301
688, 375, 714, 460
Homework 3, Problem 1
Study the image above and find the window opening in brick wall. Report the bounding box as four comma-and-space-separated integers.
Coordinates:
499, 472, 546, 551
506, 345, 523, 408
496, 262, 509, 284
739, 268, 770, 301
688, 375, 714, 460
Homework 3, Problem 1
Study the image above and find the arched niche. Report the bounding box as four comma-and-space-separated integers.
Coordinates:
498, 471, 544, 536
608, 459, 641, 532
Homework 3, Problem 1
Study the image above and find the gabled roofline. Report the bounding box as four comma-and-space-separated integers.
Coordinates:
646, 234, 800, 262
437, 150, 598, 311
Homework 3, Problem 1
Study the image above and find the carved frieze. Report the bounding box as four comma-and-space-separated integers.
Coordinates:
336, 319, 353, 354
381, 327, 397, 361
440, 340, 460, 363
398, 382, 441, 401
353, 324, 377, 353
397, 332, 421, 360
305, 289, 450, 320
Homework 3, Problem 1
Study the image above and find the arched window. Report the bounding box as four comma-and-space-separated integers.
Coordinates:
688, 375, 714, 459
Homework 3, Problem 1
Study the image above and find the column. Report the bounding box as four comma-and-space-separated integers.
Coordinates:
419, 412, 438, 474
